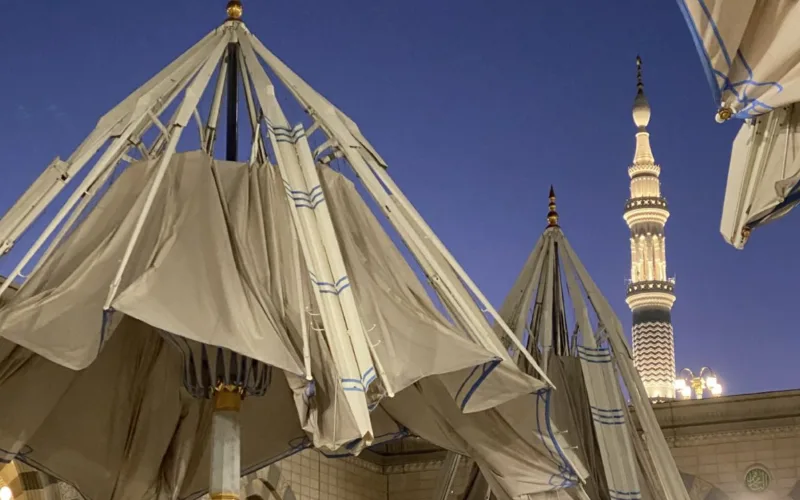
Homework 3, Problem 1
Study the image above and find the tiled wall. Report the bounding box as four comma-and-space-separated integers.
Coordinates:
266, 434, 800, 500
242, 452, 474, 500
671, 434, 800, 499
249, 450, 388, 500
387, 468, 440, 500
385, 459, 474, 500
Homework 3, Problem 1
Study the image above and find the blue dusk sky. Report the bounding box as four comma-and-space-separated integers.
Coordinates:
0, 0, 797, 395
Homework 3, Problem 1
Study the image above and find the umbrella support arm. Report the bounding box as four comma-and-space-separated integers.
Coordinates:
210, 385, 242, 500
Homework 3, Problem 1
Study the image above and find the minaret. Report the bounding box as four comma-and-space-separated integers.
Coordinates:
624, 56, 676, 400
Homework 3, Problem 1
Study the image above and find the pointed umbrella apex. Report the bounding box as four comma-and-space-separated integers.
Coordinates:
547, 186, 559, 227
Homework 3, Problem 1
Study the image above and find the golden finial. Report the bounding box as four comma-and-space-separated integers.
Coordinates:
741, 226, 751, 243
716, 106, 732, 123
547, 185, 559, 227
226, 0, 243, 20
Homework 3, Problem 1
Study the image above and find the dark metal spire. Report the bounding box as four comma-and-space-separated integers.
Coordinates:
224, 1, 243, 162
636, 55, 644, 94
633, 55, 651, 129
225, 44, 239, 162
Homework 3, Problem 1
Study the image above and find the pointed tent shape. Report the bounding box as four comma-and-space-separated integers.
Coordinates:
0, 8, 575, 500
479, 189, 691, 500
675, 1, 800, 248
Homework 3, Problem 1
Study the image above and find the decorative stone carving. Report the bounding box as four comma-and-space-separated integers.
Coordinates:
744, 465, 771, 493
665, 425, 800, 447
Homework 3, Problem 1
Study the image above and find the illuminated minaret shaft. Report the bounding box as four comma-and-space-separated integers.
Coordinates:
624, 56, 676, 400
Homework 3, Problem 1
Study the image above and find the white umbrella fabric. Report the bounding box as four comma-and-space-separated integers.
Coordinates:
0, 5, 581, 499
676, 0, 800, 247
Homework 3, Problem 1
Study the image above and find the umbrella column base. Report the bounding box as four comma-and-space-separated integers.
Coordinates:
210, 385, 243, 500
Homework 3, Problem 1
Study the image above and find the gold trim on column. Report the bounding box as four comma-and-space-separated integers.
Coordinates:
211, 492, 240, 500
213, 383, 243, 412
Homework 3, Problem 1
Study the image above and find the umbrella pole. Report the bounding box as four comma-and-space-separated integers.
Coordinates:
210, 385, 242, 500
211, 28, 243, 500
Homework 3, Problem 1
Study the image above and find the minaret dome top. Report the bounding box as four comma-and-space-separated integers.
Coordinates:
633, 55, 651, 129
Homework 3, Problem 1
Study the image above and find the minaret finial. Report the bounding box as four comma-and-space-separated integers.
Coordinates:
226, 0, 243, 20
547, 186, 559, 227
632, 55, 651, 129
636, 55, 644, 94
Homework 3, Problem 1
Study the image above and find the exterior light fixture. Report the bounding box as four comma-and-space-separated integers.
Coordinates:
674, 367, 722, 400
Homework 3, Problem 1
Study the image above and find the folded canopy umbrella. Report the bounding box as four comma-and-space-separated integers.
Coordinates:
676, 0, 800, 248
0, 2, 579, 499
435, 190, 691, 500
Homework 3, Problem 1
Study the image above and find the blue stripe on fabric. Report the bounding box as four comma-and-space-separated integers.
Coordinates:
455, 359, 501, 410
576, 351, 608, 356
726, 50, 782, 118
749, 184, 800, 230
577, 346, 612, 361
294, 199, 326, 209
341, 381, 365, 392
695, 0, 732, 68
579, 356, 612, 364
610, 490, 642, 500
454, 364, 480, 403
286, 185, 324, 200
676, 0, 783, 118
589, 406, 625, 425
284, 183, 325, 209
590, 406, 624, 414
311, 276, 351, 295
271, 124, 307, 144
362, 367, 377, 388
341, 366, 378, 393
576, 345, 608, 352
593, 418, 626, 426
576, 350, 610, 357
610, 489, 642, 496
535, 388, 579, 489
676, 0, 723, 105
591, 405, 626, 425
287, 192, 324, 203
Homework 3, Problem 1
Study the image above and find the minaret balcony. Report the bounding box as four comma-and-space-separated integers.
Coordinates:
624, 197, 668, 212
623, 197, 669, 226
626, 279, 676, 310
627, 279, 675, 295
